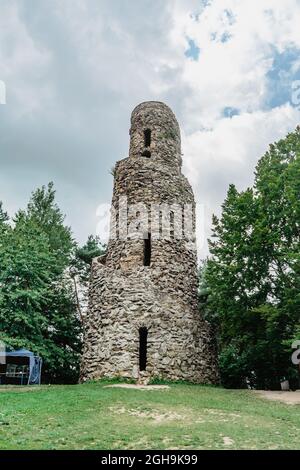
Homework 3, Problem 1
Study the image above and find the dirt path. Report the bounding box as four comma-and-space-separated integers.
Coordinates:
256, 390, 300, 405
104, 384, 170, 391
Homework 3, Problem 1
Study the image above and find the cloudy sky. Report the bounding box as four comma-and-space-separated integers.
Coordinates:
0, 0, 300, 257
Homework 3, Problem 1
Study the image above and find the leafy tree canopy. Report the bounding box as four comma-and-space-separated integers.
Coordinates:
202, 127, 300, 390
0, 183, 82, 383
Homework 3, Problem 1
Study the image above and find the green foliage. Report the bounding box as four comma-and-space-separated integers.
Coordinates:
109, 166, 116, 177
0, 202, 9, 224
218, 345, 248, 389
202, 127, 300, 390
73, 235, 106, 284
0, 183, 82, 383
69, 235, 106, 327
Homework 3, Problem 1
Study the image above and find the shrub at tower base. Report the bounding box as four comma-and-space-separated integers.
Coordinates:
200, 127, 300, 390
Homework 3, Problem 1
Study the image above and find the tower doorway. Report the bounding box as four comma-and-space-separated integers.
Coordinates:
139, 327, 148, 371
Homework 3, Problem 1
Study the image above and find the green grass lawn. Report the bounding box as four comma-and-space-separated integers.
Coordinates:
0, 381, 299, 450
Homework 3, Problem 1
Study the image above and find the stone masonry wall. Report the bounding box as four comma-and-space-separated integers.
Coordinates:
80, 101, 219, 384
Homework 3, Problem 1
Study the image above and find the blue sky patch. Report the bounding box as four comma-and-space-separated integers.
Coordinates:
190, 0, 212, 22
223, 107, 240, 118
223, 9, 236, 26
220, 31, 231, 43
210, 30, 232, 43
265, 47, 300, 109
185, 38, 200, 61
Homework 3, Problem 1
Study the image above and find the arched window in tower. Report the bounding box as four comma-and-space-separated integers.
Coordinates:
139, 327, 148, 371
143, 233, 151, 266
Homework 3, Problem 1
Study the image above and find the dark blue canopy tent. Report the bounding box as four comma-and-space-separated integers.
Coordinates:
0, 349, 42, 385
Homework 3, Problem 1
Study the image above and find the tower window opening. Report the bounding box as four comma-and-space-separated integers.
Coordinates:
159, 211, 163, 238
139, 327, 148, 371
141, 149, 151, 158
170, 210, 175, 240
144, 129, 151, 147
143, 233, 151, 266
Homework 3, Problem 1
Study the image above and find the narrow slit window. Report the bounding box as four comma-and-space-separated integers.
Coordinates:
159, 211, 163, 239
141, 149, 151, 158
170, 210, 175, 240
139, 327, 148, 371
144, 129, 151, 147
143, 233, 151, 266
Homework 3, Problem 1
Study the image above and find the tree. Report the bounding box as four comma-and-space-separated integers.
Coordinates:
0, 202, 9, 225
70, 235, 106, 327
0, 183, 82, 383
25, 181, 74, 270
74, 235, 106, 284
203, 127, 300, 389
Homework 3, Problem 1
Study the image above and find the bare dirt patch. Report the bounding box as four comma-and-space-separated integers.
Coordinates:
255, 390, 300, 405
109, 405, 183, 423
0, 386, 43, 393
223, 436, 235, 446
104, 384, 170, 391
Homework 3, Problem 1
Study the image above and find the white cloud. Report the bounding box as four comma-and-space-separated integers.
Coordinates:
169, 0, 300, 126
0, 2, 52, 114
167, 0, 300, 256
0, 0, 300, 258
182, 104, 300, 257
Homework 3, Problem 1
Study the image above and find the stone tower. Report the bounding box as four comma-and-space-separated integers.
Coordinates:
81, 101, 218, 384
